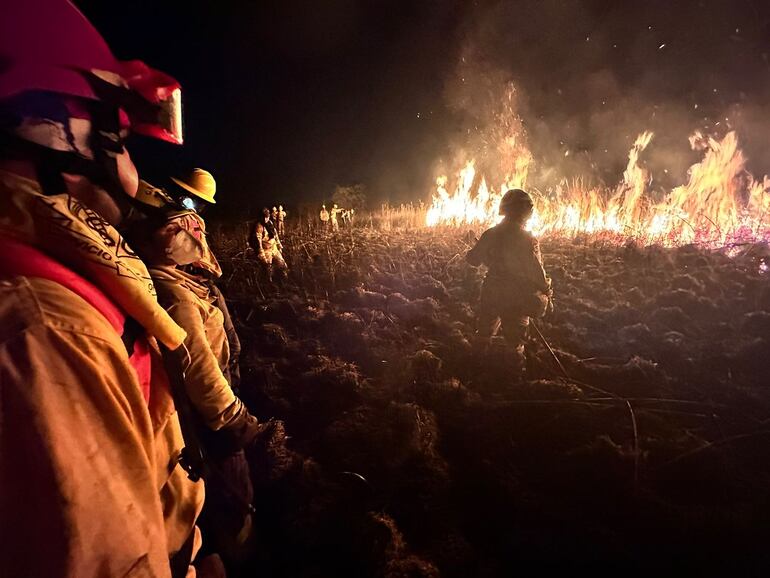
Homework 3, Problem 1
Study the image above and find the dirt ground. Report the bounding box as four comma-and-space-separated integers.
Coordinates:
212, 223, 770, 577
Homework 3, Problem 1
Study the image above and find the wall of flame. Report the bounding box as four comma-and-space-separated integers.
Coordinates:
426, 130, 770, 248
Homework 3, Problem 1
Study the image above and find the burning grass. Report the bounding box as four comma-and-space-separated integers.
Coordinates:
213, 223, 770, 576
427, 131, 770, 248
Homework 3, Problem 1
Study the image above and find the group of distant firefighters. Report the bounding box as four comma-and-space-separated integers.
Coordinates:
0, 2, 551, 577
319, 203, 355, 230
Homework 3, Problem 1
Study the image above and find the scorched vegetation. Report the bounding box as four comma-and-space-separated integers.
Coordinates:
212, 222, 770, 577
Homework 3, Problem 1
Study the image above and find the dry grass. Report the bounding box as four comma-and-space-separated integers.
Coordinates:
209, 218, 770, 577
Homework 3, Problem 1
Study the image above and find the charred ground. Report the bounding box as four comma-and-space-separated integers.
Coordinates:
211, 222, 770, 577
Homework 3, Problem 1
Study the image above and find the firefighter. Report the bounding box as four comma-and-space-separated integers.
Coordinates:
319, 203, 330, 228
330, 203, 341, 231
0, 1, 207, 576
250, 207, 288, 282
132, 184, 278, 571
139, 170, 241, 388
466, 189, 553, 366
277, 204, 287, 236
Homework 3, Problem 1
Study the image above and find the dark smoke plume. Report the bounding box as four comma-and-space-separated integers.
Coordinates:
440, 0, 770, 194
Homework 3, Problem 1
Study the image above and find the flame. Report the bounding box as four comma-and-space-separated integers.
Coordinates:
426, 129, 770, 247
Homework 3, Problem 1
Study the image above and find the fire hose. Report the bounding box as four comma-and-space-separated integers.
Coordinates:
529, 319, 570, 379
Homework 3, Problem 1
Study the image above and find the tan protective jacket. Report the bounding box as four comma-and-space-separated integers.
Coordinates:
466, 219, 549, 292
150, 266, 245, 431
0, 171, 203, 577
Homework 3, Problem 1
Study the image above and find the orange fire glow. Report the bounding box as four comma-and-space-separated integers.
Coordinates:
426, 129, 770, 247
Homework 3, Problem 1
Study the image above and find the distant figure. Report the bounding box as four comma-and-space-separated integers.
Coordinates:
466, 189, 553, 368
320, 204, 330, 229
271, 205, 278, 223
330, 203, 341, 231
250, 208, 288, 282
277, 204, 287, 236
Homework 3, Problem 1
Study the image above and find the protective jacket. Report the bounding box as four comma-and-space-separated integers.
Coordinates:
209, 283, 241, 388
150, 265, 250, 434
466, 219, 551, 344
0, 171, 203, 577
467, 219, 550, 298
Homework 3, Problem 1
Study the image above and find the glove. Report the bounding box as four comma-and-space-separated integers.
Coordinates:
225, 406, 262, 448
247, 417, 285, 449
542, 277, 554, 315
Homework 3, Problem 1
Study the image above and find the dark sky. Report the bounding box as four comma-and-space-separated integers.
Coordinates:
76, 0, 770, 216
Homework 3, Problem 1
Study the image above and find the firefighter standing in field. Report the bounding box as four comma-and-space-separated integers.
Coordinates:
0, 1, 209, 576
277, 204, 287, 236
133, 173, 278, 571
320, 203, 330, 229
466, 189, 553, 367
330, 203, 341, 231
250, 207, 288, 282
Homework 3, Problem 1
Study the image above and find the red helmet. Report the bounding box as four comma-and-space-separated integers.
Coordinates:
0, 0, 183, 145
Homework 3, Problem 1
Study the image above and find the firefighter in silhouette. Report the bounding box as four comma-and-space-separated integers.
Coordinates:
466, 189, 552, 363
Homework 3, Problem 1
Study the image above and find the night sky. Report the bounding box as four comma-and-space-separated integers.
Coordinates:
76, 0, 770, 217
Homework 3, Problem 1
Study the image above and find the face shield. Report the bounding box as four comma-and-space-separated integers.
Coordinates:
131, 84, 183, 145
89, 60, 184, 145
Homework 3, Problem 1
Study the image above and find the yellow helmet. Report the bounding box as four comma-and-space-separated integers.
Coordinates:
171, 168, 217, 204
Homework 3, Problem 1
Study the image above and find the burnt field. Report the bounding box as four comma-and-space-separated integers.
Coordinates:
212, 223, 770, 577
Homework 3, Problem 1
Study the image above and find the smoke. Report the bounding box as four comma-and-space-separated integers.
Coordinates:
439, 0, 770, 194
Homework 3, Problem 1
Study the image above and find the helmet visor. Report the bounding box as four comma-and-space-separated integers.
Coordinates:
132, 85, 183, 145
121, 60, 183, 144
89, 60, 184, 145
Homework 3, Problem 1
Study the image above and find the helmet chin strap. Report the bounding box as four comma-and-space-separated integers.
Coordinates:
1, 96, 134, 214
87, 98, 127, 197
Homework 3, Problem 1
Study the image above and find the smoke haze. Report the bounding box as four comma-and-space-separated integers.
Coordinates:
443, 0, 770, 194
77, 0, 770, 210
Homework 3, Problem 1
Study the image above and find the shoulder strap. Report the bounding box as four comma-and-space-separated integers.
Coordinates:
0, 235, 151, 402
0, 235, 125, 332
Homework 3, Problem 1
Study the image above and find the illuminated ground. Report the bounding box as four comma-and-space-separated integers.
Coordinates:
214, 224, 770, 577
